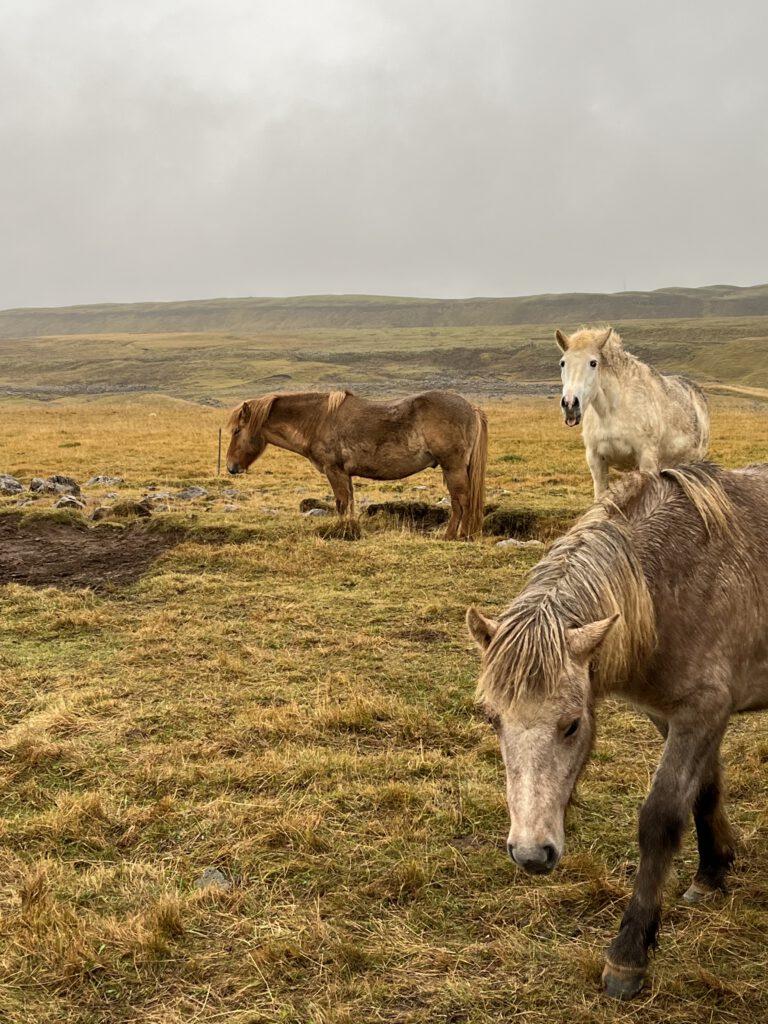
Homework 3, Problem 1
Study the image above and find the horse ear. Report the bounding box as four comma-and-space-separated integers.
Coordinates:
566, 614, 619, 663
239, 401, 251, 425
596, 327, 613, 350
466, 606, 500, 651
555, 329, 570, 352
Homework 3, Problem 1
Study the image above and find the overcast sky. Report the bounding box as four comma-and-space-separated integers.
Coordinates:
1, 0, 766, 309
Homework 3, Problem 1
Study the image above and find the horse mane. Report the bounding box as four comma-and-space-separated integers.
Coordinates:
327, 390, 350, 414
227, 390, 352, 436
477, 464, 733, 707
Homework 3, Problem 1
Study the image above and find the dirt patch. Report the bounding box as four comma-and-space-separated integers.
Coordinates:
364, 501, 450, 530
482, 507, 574, 539
0, 513, 181, 591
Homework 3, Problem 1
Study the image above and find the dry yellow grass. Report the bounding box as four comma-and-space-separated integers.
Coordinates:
0, 395, 767, 1023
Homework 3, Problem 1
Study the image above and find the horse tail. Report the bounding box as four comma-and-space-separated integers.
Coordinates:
465, 407, 488, 538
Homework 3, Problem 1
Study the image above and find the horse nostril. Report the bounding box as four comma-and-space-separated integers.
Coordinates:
560, 396, 567, 408
543, 844, 557, 868
572, 395, 579, 407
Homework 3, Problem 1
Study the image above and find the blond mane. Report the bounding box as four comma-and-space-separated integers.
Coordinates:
477, 464, 732, 707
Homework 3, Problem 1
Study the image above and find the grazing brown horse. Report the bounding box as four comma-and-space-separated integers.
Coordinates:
226, 389, 488, 539
466, 463, 768, 999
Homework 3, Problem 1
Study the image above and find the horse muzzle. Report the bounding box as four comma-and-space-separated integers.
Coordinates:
561, 395, 581, 428
508, 842, 560, 875
226, 464, 244, 476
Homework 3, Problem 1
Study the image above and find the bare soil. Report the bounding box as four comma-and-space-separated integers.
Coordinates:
0, 513, 180, 590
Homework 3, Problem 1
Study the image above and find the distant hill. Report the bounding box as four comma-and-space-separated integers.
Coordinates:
2, 283, 768, 338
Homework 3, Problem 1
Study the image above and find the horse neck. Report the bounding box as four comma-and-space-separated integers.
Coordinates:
262, 394, 322, 454
592, 358, 629, 419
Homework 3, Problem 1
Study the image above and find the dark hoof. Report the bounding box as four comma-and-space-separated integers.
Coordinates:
602, 963, 645, 1000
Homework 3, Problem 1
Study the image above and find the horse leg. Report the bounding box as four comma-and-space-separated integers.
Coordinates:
602, 708, 729, 1000
325, 468, 354, 519
645, 714, 736, 903
684, 756, 736, 903
442, 465, 469, 540
638, 449, 660, 476
587, 448, 609, 497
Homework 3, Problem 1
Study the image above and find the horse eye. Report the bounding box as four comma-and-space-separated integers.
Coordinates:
563, 718, 580, 738
589, 359, 597, 368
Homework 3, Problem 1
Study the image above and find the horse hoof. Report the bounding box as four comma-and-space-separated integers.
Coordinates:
683, 881, 718, 904
601, 963, 645, 1000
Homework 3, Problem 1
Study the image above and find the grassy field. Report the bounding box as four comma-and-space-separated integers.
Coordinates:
2, 316, 768, 405
1, 392, 767, 1023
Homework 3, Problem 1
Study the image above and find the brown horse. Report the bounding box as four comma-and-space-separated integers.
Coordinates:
226, 389, 488, 539
466, 463, 768, 998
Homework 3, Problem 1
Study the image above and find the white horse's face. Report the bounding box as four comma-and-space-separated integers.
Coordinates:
555, 327, 612, 427
467, 607, 618, 875
490, 685, 593, 873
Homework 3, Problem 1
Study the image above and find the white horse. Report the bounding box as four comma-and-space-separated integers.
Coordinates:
556, 326, 710, 496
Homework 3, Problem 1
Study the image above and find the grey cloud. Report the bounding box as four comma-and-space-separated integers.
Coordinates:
1, 0, 766, 307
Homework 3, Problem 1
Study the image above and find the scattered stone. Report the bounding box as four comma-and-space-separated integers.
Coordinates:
437, 496, 451, 507
299, 497, 333, 513
260, 508, 279, 516
86, 475, 124, 487
105, 492, 119, 500
412, 485, 428, 491
495, 538, 545, 549
176, 486, 208, 501
50, 474, 81, 494
16, 498, 33, 507
303, 507, 331, 517
0, 474, 23, 495
143, 491, 172, 503
30, 475, 80, 495
55, 495, 86, 511
193, 867, 232, 892
221, 488, 244, 499
222, 504, 239, 512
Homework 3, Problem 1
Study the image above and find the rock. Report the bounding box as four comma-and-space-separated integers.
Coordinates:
221, 488, 243, 499
176, 486, 208, 501
193, 867, 231, 891
412, 485, 428, 491
299, 497, 333, 513
30, 475, 80, 495
222, 504, 239, 512
303, 507, 331, 517
143, 491, 172, 503
55, 495, 86, 510
86, 475, 124, 487
495, 538, 545, 549
50, 474, 81, 494
0, 474, 23, 495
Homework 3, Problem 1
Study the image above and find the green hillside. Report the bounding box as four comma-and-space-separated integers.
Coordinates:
2, 282, 768, 339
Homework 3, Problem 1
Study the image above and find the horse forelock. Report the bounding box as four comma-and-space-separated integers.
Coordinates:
567, 326, 622, 352
477, 509, 655, 709
227, 394, 278, 435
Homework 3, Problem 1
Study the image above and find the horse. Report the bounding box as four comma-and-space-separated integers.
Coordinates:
226, 389, 488, 539
555, 326, 709, 496
465, 462, 768, 999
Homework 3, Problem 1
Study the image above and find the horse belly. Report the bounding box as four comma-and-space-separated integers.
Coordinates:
347, 446, 434, 481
